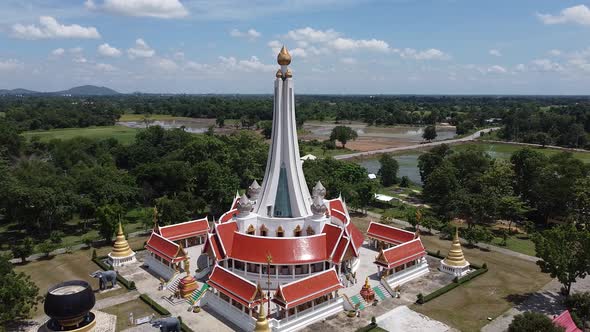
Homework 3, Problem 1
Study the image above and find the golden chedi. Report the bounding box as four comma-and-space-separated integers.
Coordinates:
253, 303, 270, 332
107, 222, 136, 268
277, 46, 291, 66
439, 227, 470, 277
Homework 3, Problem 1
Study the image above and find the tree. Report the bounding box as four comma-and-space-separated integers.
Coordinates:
498, 196, 530, 233
329, 126, 358, 149
0, 254, 41, 326
216, 116, 225, 128
533, 224, 590, 296
423, 125, 437, 142
37, 240, 58, 258
508, 312, 564, 332
11, 238, 34, 263
258, 120, 273, 139
155, 195, 188, 226
400, 176, 410, 188
378, 154, 399, 187
96, 204, 123, 243
417, 144, 452, 182
565, 292, 590, 327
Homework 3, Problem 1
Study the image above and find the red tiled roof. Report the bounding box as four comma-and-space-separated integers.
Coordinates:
375, 238, 426, 269
207, 265, 265, 308
231, 194, 240, 210
366, 221, 415, 245
219, 209, 238, 223
229, 232, 328, 264
331, 236, 349, 264
322, 224, 343, 258
215, 221, 238, 256
203, 233, 223, 259
553, 310, 582, 332
145, 232, 185, 262
273, 268, 343, 309
346, 222, 365, 252
329, 199, 345, 213
159, 218, 209, 241
331, 210, 347, 223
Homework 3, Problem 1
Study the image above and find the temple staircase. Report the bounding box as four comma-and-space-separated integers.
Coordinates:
166, 273, 183, 295
188, 283, 210, 305
373, 284, 390, 301
348, 295, 367, 310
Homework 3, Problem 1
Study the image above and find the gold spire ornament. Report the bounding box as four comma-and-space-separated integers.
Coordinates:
254, 303, 270, 332
443, 227, 468, 267
284, 68, 293, 78
277, 46, 291, 66
275, 68, 283, 78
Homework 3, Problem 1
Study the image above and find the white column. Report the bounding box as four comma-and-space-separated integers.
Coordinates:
292, 266, 295, 279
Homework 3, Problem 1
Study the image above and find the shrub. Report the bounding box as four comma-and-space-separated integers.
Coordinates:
139, 294, 171, 316
38, 240, 58, 257
83, 236, 94, 248
416, 293, 424, 304
400, 176, 410, 188
453, 276, 459, 283
482, 263, 488, 269
92, 249, 97, 259
50, 231, 65, 244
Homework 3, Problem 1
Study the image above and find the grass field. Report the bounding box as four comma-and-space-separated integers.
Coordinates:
411, 232, 550, 331
102, 299, 161, 331
119, 113, 192, 122
22, 126, 139, 144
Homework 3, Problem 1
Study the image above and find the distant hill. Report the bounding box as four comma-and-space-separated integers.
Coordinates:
0, 85, 120, 96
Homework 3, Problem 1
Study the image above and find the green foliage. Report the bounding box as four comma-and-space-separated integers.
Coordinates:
399, 176, 410, 188
92, 249, 97, 259
508, 312, 564, 332
565, 292, 590, 327
97, 204, 123, 242
422, 125, 437, 142
11, 237, 34, 263
377, 154, 399, 186
139, 294, 171, 316
37, 240, 58, 257
329, 125, 358, 149
257, 120, 272, 139
0, 254, 41, 325
533, 224, 590, 296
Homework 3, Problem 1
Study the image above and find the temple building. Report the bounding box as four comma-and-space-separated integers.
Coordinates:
439, 227, 470, 277
107, 222, 136, 268
200, 46, 364, 331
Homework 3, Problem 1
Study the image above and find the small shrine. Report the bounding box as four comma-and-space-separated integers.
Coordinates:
439, 227, 470, 277
107, 222, 136, 268
178, 256, 198, 298
359, 277, 375, 303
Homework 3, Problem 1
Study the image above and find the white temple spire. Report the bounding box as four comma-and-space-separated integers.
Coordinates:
253, 46, 312, 218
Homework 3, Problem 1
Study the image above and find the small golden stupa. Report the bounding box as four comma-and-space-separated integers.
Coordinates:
178, 256, 198, 298
107, 222, 136, 267
253, 302, 270, 332
439, 227, 470, 277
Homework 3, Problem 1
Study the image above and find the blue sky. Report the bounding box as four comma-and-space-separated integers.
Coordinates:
0, 0, 589, 94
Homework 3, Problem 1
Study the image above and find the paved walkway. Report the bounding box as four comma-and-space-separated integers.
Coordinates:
334, 128, 499, 160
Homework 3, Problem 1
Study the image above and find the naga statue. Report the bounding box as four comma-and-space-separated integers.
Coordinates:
89, 270, 117, 290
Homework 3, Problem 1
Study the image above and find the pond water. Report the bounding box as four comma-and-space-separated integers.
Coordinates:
356, 153, 424, 185
117, 119, 214, 134
304, 122, 456, 142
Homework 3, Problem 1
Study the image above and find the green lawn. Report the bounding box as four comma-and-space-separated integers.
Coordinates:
300, 144, 356, 158
455, 141, 590, 163
22, 126, 139, 145
489, 235, 536, 256
119, 113, 195, 122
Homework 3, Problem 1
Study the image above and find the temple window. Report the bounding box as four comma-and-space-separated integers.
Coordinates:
277, 226, 284, 237
306, 225, 315, 236
294, 225, 302, 237
260, 225, 268, 237
247, 224, 255, 235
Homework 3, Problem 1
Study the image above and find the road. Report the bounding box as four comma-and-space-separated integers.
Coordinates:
334, 127, 500, 160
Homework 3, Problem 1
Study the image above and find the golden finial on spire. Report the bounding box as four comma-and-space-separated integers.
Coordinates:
277, 45, 291, 66
110, 221, 133, 258
285, 68, 293, 78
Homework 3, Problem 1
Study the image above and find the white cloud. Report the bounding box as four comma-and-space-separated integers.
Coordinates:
487, 65, 507, 74
127, 38, 155, 58
96, 63, 117, 71
11, 16, 101, 40
549, 49, 562, 56
286, 27, 340, 43
185, 61, 210, 71
399, 48, 451, 60
530, 58, 563, 72
74, 56, 88, 63
87, 0, 189, 19
340, 57, 357, 64
153, 58, 178, 71
0, 59, 23, 71
515, 64, 527, 72
219, 56, 275, 72
98, 43, 122, 57
173, 52, 185, 60
51, 48, 65, 56
489, 49, 502, 57
69, 47, 84, 54
230, 28, 261, 39
537, 5, 590, 26
329, 38, 390, 52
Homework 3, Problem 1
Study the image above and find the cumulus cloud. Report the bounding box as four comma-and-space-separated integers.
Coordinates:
98, 43, 122, 57
153, 58, 178, 71
530, 58, 563, 72
537, 5, 590, 26
489, 49, 502, 57
127, 38, 155, 58
51, 48, 65, 56
0, 59, 23, 71
11, 16, 100, 40
398, 48, 451, 60
230, 28, 261, 39
285, 27, 340, 44
548, 49, 562, 56
219, 56, 275, 72
329, 38, 390, 52
86, 0, 189, 19
340, 57, 357, 64
487, 65, 507, 74
96, 63, 117, 71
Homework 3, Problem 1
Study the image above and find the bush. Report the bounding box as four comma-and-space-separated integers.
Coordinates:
508, 312, 563, 332
458, 268, 488, 284
139, 294, 171, 316
83, 236, 95, 248
50, 231, 65, 244
400, 176, 410, 188
38, 240, 58, 257
92, 249, 97, 259
416, 293, 424, 304
453, 276, 459, 283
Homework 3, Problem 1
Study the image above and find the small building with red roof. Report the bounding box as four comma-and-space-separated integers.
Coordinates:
374, 237, 429, 289
366, 221, 416, 249
553, 310, 582, 332
157, 217, 209, 247
144, 232, 188, 280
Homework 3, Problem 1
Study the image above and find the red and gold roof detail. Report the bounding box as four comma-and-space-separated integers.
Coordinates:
272, 268, 342, 309
158, 218, 209, 241
145, 232, 187, 263
366, 221, 416, 245
374, 238, 426, 269
207, 265, 267, 308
